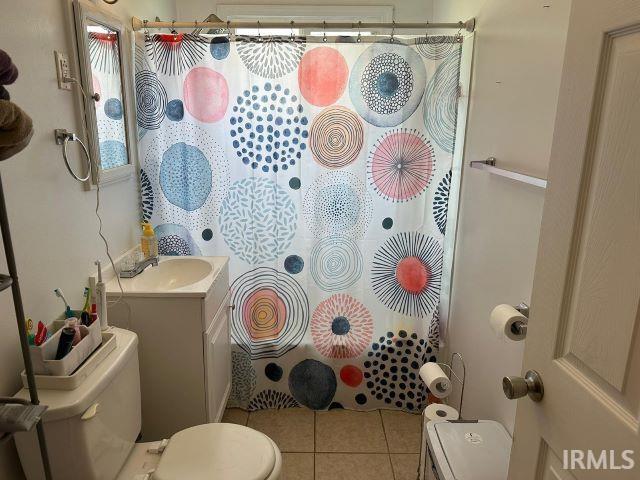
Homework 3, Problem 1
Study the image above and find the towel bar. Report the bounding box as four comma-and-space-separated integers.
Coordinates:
469, 157, 547, 189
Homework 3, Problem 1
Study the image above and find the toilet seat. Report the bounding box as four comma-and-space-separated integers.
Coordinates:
153, 423, 280, 480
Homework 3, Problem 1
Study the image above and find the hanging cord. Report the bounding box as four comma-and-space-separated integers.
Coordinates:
357, 21, 362, 43
322, 21, 327, 42
290, 20, 295, 41
227, 20, 232, 41
93, 163, 125, 307
390, 20, 396, 43
256, 20, 261, 40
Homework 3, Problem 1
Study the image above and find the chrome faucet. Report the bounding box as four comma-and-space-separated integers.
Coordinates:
119, 256, 159, 278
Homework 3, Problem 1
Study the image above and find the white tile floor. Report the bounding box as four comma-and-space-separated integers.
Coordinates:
222, 407, 422, 480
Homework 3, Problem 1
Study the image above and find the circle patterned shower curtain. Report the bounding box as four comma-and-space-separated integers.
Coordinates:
133, 32, 462, 412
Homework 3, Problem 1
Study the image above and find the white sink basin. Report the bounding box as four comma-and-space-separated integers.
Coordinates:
127, 258, 213, 291
105, 256, 228, 297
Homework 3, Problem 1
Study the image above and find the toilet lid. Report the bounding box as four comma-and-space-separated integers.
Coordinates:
154, 423, 277, 480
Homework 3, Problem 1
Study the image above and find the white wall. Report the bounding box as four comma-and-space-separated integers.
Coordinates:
433, 0, 571, 432
0, 1, 175, 477
176, 0, 431, 24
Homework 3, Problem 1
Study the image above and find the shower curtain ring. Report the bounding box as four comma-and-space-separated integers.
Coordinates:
357, 21, 362, 43
227, 20, 232, 40
171, 20, 178, 39
290, 20, 295, 40
143, 19, 150, 40
424, 21, 429, 40
390, 20, 395, 43
323, 21, 327, 42
257, 20, 261, 40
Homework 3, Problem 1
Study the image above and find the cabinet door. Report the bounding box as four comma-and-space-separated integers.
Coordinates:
204, 293, 231, 423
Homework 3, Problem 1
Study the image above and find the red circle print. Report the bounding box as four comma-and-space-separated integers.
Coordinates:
183, 67, 228, 123
340, 365, 363, 387
298, 47, 349, 106
396, 256, 430, 294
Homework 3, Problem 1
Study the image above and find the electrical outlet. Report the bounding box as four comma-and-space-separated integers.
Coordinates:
54, 51, 72, 90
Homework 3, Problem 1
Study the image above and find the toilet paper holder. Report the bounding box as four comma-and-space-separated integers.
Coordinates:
511, 302, 530, 337
436, 352, 467, 419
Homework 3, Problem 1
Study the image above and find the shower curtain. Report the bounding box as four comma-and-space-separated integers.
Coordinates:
134, 32, 462, 412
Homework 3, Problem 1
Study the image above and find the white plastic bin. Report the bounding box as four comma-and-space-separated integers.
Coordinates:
27, 317, 102, 376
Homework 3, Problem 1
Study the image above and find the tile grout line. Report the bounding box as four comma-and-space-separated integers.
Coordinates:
378, 409, 396, 480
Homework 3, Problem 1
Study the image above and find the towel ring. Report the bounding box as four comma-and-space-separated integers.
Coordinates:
54, 129, 92, 182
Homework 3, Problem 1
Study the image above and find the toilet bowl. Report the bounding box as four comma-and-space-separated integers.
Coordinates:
13, 328, 281, 480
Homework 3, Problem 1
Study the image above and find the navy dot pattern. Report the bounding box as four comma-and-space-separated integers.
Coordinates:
363, 330, 436, 412
229, 82, 308, 173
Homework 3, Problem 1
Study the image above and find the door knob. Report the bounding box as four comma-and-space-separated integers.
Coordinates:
503, 370, 544, 402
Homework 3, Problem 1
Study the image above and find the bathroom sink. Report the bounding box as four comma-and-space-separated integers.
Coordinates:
105, 256, 227, 297
128, 258, 213, 291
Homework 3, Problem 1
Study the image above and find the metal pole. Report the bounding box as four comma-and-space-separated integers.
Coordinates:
131, 16, 476, 33
0, 174, 52, 480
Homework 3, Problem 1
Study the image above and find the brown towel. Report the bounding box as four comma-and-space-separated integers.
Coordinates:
0, 100, 33, 161
0, 50, 18, 85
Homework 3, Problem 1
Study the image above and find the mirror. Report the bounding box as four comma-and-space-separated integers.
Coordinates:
73, 0, 135, 185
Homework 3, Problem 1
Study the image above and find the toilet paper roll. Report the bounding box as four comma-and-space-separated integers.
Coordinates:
490, 304, 527, 341
423, 403, 459, 422
419, 362, 452, 399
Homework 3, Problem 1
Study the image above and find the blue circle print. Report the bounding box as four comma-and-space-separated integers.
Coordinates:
284, 255, 304, 274
99, 140, 127, 169
349, 43, 426, 127
265, 363, 283, 382
219, 177, 297, 264
104, 98, 123, 120
289, 177, 301, 190
165, 99, 184, 121
210, 37, 230, 60
316, 183, 360, 232
160, 142, 212, 211
202, 228, 213, 241
377, 72, 399, 97
331, 316, 351, 335
288, 359, 336, 410
155, 223, 201, 256
229, 82, 308, 173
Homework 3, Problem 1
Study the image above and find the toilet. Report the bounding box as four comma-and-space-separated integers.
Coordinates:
13, 328, 282, 480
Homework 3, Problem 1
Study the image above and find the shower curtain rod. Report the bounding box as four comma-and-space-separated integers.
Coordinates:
131, 17, 476, 33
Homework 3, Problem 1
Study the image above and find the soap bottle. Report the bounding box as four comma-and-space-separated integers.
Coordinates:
140, 222, 158, 259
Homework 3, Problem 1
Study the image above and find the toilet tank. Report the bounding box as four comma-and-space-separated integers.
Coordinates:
14, 328, 141, 480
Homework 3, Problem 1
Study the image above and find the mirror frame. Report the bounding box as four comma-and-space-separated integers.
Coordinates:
72, 0, 136, 187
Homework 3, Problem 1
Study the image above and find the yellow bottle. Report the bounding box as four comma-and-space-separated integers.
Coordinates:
140, 222, 158, 259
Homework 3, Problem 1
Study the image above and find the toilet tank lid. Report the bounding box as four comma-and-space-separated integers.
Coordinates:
154, 423, 277, 480
13, 328, 138, 423
427, 419, 512, 480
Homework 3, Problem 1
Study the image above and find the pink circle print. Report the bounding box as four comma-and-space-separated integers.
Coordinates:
369, 129, 435, 202
311, 293, 373, 359
298, 47, 349, 107
183, 67, 228, 123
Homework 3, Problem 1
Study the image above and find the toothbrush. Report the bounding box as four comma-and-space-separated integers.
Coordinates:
95, 260, 108, 331
81, 287, 92, 326
54, 288, 74, 318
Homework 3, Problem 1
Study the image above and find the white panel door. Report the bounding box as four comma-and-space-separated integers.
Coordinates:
508, 1, 640, 478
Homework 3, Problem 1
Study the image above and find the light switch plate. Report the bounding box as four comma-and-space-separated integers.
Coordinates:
54, 51, 71, 90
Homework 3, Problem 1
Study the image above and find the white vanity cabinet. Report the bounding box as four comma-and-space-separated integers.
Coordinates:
106, 256, 231, 441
